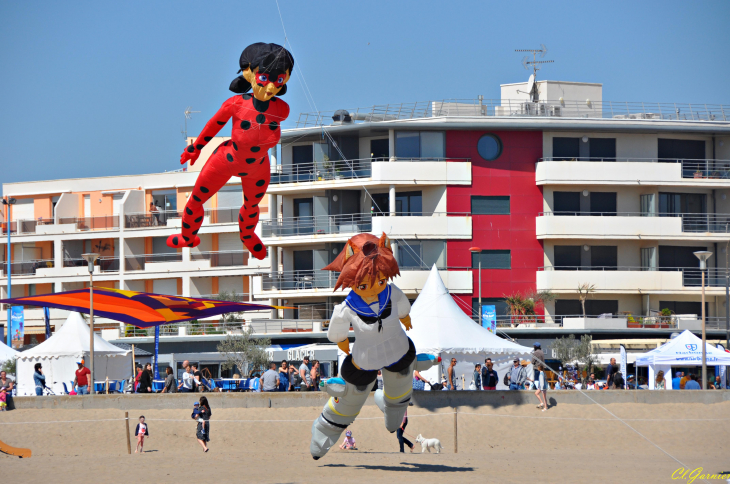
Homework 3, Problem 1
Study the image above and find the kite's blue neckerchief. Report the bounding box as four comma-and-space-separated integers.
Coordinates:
345, 285, 392, 332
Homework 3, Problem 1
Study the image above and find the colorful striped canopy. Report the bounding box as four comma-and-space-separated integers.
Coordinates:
0, 288, 280, 328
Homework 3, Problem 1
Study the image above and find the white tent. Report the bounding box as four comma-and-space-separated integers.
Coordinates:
16, 313, 132, 395
635, 330, 730, 389
409, 266, 532, 389
0, 341, 18, 365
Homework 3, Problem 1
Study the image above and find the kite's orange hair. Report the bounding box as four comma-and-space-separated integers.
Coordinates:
323, 233, 400, 291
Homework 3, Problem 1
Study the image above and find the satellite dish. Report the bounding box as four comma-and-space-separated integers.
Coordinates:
540, 44, 548, 57
526, 74, 535, 96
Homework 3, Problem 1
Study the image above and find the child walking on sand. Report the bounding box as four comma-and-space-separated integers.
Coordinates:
339, 430, 357, 450
134, 416, 149, 453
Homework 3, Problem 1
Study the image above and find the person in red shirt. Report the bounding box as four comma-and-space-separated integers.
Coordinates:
74, 360, 91, 395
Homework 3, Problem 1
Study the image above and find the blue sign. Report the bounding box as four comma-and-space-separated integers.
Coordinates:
10, 306, 24, 349
481, 305, 497, 334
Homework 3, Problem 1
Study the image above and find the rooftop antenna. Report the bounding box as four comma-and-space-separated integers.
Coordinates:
181, 106, 200, 141
515, 44, 554, 102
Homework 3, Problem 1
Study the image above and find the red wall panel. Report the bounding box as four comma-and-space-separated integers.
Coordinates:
446, 130, 544, 318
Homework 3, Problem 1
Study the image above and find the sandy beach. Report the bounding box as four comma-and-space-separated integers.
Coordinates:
1, 398, 728, 483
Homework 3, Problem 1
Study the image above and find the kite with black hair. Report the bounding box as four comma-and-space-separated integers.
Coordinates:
167, 42, 294, 261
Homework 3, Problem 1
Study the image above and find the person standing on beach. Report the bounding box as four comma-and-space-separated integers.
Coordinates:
482, 359, 498, 390
138, 363, 153, 393
74, 360, 91, 395
161, 367, 177, 393
447, 358, 457, 390
193, 396, 212, 452
178, 362, 193, 392
278, 360, 290, 391
533, 365, 548, 411
310, 360, 321, 391
605, 358, 616, 388
260, 362, 280, 392
33, 363, 46, 396
135, 416, 149, 453
531, 343, 544, 383
299, 356, 312, 391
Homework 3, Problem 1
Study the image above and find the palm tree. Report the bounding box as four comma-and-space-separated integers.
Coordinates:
577, 283, 596, 320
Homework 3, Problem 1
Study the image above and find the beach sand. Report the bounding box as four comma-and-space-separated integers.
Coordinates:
1, 400, 728, 483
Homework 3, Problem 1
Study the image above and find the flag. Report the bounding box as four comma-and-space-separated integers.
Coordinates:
43, 306, 51, 339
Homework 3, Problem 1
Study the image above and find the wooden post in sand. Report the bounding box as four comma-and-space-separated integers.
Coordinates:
125, 411, 131, 454
453, 407, 458, 453
131, 344, 136, 390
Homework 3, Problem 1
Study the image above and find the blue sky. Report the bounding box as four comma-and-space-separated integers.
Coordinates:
1, 0, 728, 185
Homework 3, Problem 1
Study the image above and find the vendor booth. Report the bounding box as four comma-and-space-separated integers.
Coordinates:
635, 330, 730, 389
409, 266, 532, 389
16, 312, 132, 395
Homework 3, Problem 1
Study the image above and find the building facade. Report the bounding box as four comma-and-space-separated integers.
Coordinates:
3, 79, 730, 370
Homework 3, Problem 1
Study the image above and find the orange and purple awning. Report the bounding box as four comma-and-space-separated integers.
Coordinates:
0, 288, 281, 328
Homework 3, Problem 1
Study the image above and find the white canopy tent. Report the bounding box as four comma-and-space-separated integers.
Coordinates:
16, 313, 132, 395
0, 341, 19, 366
409, 266, 532, 389
635, 330, 730, 389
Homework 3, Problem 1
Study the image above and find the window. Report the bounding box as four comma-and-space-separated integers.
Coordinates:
293, 198, 313, 218
658, 193, 706, 215
151, 190, 177, 212
588, 138, 616, 161
472, 298, 508, 322
553, 191, 581, 215
293, 250, 314, 272
552, 137, 580, 160
589, 192, 616, 215
472, 196, 509, 215
217, 186, 243, 208
370, 191, 422, 216
590, 246, 618, 270
477, 134, 502, 161
472, 250, 510, 269
370, 139, 389, 160
554, 246, 581, 269
658, 246, 707, 269
293, 145, 313, 165
659, 301, 707, 316
658, 139, 706, 160
396, 240, 445, 269
555, 299, 618, 316
395, 131, 445, 159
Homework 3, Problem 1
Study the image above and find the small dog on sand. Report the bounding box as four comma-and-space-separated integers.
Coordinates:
415, 434, 443, 453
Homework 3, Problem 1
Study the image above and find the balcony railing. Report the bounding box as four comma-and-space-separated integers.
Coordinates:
124, 253, 182, 271
293, 99, 730, 128
124, 206, 242, 229
540, 265, 730, 287
3, 259, 54, 276
58, 215, 120, 232
13, 218, 54, 234
64, 257, 120, 273
539, 211, 730, 233
270, 159, 372, 184
539, 157, 730, 180
262, 213, 372, 237
191, 250, 249, 267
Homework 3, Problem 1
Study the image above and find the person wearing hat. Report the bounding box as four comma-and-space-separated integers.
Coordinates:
339, 430, 357, 450
531, 343, 544, 385
74, 359, 91, 395
506, 358, 527, 390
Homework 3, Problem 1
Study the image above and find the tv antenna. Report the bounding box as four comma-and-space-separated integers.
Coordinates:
181, 106, 200, 141
515, 44, 554, 102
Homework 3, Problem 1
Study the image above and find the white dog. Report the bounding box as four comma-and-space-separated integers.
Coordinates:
415, 434, 443, 454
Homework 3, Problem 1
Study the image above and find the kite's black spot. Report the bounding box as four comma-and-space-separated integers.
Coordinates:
269, 121, 278, 130
250, 146, 261, 153
194, 216, 203, 223
216, 121, 226, 126
253, 244, 263, 252
185, 207, 193, 215
172, 236, 179, 246
192, 195, 201, 202
200, 186, 210, 193
226, 153, 234, 162
204, 136, 213, 141
246, 158, 256, 164
240, 120, 251, 130
187, 145, 195, 153
256, 114, 266, 124
232, 142, 238, 151
255, 179, 265, 187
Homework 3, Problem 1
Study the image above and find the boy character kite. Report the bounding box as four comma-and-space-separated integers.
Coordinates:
309, 233, 439, 460
167, 42, 293, 260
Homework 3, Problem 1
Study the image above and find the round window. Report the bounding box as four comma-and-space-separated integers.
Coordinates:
477, 134, 502, 161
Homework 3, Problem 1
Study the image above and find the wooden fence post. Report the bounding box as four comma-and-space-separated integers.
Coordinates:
125, 411, 131, 454
453, 407, 458, 454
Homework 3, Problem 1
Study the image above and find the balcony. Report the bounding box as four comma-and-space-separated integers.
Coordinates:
372, 212, 472, 239
1, 259, 55, 276
261, 267, 472, 296
261, 213, 372, 242
124, 207, 241, 229
2, 216, 119, 235
537, 266, 730, 293
537, 212, 730, 240
268, 157, 471, 191
191, 250, 249, 268
124, 253, 183, 271
536, 158, 730, 186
